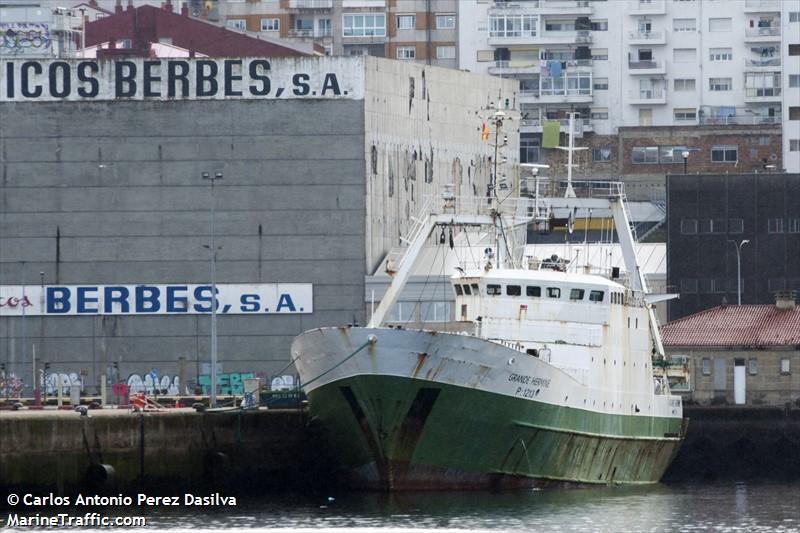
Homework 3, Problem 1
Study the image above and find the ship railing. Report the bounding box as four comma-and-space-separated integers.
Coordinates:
653, 375, 669, 395
426, 194, 541, 223
532, 179, 625, 200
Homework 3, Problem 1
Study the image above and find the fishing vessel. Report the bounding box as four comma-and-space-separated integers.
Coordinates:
292, 113, 685, 490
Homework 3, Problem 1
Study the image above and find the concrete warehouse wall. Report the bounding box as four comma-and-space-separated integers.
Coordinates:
363, 57, 519, 273
0, 97, 366, 396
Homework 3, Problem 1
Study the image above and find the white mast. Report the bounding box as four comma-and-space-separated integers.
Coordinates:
556, 112, 587, 199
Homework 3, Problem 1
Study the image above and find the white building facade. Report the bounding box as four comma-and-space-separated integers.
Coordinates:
458, 0, 800, 173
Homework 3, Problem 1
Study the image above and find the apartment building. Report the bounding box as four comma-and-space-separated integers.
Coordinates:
218, 0, 459, 68
459, 0, 800, 178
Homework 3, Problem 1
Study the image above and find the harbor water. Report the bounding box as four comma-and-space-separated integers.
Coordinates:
10, 481, 796, 532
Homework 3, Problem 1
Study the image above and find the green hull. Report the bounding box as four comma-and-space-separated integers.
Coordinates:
309, 374, 685, 490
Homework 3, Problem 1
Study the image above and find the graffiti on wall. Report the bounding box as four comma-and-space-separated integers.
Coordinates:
0, 373, 24, 398
44, 372, 83, 395
127, 370, 179, 395
0, 23, 51, 56
197, 372, 255, 396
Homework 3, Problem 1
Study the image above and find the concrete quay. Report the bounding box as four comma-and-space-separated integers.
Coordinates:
0, 407, 316, 496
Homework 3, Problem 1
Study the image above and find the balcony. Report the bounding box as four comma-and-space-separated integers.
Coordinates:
744, 0, 781, 13
490, 1, 593, 16
286, 0, 333, 9
487, 61, 538, 75
288, 28, 332, 38
519, 84, 593, 104
744, 87, 782, 102
627, 89, 666, 105
628, 0, 666, 16
744, 26, 781, 42
628, 60, 666, 75
628, 30, 666, 45
744, 57, 781, 68
488, 29, 591, 46
699, 108, 782, 125
342, 0, 385, 7
519, 117, 592, 136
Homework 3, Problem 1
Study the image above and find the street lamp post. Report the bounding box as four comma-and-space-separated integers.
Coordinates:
202, 171, 223, 408
728, 239, 750, 305
681, 150, 690, 174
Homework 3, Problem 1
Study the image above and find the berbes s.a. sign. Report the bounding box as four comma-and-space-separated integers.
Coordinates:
0, 284, 313, 316
0, 57, 363, 101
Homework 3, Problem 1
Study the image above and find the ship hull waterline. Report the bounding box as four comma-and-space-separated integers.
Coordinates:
294, 327, 686, 491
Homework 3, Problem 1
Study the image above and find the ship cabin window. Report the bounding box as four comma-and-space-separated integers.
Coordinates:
506, 285, 522, 296
527, 286, 541, 297
589, 290, 604, 302
471, 283, 480, 294
487, 284, 502, 295
569, 288, 585, 300
547, 287, 561, 298
463, 284, 472, 295
454, 285, 463, 296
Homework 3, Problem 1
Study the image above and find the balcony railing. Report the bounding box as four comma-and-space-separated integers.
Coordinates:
629, 30, 665, 41
745, 57, 781, 67
744, 0, 780, 11
745, 26, 780, 38
628, 60, 664, 70
289, 28, 332, 37
628, 89, 666, 100
744, 87, 782, 98
287, 0, 333, 8
699, 114, 781, 125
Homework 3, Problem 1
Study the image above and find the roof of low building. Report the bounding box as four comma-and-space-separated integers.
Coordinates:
661, 303, 800, 347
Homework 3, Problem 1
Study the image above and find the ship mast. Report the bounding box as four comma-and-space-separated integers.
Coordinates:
556, 112, 587, 199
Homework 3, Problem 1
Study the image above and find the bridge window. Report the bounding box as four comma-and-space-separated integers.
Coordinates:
570, 288, 585, 300
589, 290, 604, 302
471, 283, 480, 294
487, 284, 501, 295
526, 286, 541, 297
463, 284, 472, 295
454, 285, 463, 296
547, 287, 561, 298
506, 285, 521, 296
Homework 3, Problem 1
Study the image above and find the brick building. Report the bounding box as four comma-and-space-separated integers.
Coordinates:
662, 294, 800, 406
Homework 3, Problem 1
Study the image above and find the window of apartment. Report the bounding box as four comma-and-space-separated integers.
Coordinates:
660, 145, 687, 163
708, 17, 732, 32
748, 359, 758, 376
790, 12, 800, 23
259, 18, 279, 31
632, 146, 659, 164
790, 107, 800, 120
788, 218, 800, 233
226, 18, 246, 31
729, 218, 744, 234
420, 301, 449, 322
702, 358, 711, 376
638, 48, 653, 61
790, 75, 800, 87
768, 218, 784, 233
396, 14, 415, 30
709, 48, 732, 61
591, 48, 608, 60
681, 219, 698, 234
545, 19, 575, 31
745, 72, 781, 97
790, 139, 800, 152
591, 108, 609, 119
673, 18, 696, 32
674, 78, 696, 91
396, 46, 416, 60
781, 358, 791, 375
521, 136, 540, 163
489, 14, 538, 38
789, 44, 800, 56
674, 108, 696, 122
593, 147, 612, 162
343, 14, 386, 37
711, 145, 737, 162
590, 20, 608, 31
436, 46, 456, 59
709, 77, 732, 91
436, 13, 456, 29
673, 48, 695, 62
593, 78, 608, 90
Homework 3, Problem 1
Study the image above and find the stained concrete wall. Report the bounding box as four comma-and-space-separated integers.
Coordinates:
0, 96, 367, 396
363, 57, 519, 273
